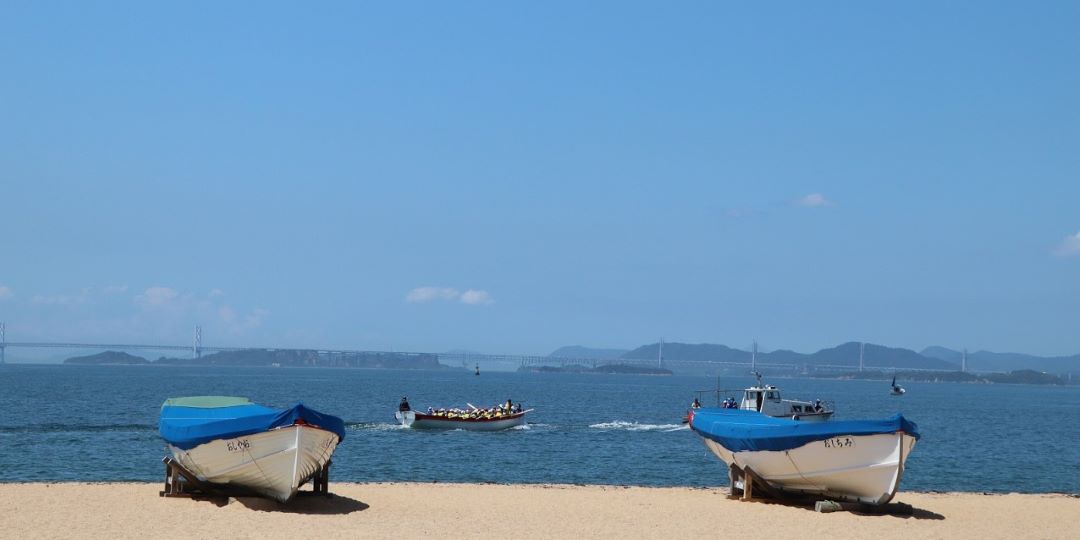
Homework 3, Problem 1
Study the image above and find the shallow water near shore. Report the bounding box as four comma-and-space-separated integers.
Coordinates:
1, 364, 1077, 493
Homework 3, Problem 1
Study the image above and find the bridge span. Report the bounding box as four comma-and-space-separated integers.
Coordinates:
0, 322, 960, 373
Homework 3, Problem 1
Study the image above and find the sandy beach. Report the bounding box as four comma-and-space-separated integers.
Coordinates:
0, 483, 1074, 539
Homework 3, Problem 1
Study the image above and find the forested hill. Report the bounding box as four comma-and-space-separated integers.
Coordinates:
921, 346, 1080, 373
622, 341, 958, 370
64, 351, 148, 365
547, 346, 629, 360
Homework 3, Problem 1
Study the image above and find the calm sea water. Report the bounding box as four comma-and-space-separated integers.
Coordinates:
1, 365, 1077, 493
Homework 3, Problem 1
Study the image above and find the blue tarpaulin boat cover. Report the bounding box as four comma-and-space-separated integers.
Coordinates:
690, 408, 919, 453
159, 396, 347, 450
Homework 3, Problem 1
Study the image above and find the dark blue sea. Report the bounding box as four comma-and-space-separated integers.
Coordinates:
1, 365, 1077, 493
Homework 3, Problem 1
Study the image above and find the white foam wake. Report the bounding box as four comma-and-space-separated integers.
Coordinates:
588, 420, 684, 432
348, 422, 409, 431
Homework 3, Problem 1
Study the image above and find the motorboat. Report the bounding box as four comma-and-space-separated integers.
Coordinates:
158, 396, 345, 503
700, 373, 834, 421
688, 407, 919, 505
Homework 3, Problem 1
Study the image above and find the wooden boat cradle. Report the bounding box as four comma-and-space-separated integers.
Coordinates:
159, 456, 331, 500
727, 463, 913, 515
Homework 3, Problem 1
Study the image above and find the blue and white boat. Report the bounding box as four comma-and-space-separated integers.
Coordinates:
689, 408, 919, 505
159, 396, 345, 503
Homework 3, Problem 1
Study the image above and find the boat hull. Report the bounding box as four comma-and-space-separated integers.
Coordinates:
701, 431, 917, 505
167, 425, 339, 503
395, 411, 526, 431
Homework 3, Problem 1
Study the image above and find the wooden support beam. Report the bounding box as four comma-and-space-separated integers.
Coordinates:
742, 467, 783, 500
728, 464, 743, 498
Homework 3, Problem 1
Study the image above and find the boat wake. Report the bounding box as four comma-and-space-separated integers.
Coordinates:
346, 422, 408, 431
588, 421, 685, 432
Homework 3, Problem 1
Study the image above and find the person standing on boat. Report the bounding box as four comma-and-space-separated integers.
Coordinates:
399, 396, 411, 412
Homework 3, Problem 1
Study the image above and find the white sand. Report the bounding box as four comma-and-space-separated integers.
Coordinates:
0, 483, 1075, 539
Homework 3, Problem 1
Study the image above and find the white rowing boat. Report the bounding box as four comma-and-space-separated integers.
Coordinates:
395, 409, 528, 431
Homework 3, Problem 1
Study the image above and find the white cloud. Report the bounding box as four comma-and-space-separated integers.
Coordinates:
102, 285, 129, 295
405, 286, 495, 306
218, 305, 237, 323
459, 289, 494, 305
796, 193, 834, 208
406, 286, 461, 303
31, 294, 73, 306
0, 285, 11, 300
1053, 231, 1080, 257
244, 308, 269, 329
134, 286, 180, 308
209, 288, 225, 298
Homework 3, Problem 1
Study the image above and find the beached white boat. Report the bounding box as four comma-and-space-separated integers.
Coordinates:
395, 409, 527, 431
159, 396, 345, 503
689, 408, 919, 505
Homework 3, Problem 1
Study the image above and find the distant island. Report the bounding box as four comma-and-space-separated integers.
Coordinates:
550, 341, 1080, 377
821, 369, 1066, 386
518, 363, 672, 375
64, 351, 148, 365
55, 340, 1078, 379
64, 349, 446, 369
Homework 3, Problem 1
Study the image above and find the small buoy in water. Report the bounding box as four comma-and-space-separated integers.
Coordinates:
475, 363, 480, 376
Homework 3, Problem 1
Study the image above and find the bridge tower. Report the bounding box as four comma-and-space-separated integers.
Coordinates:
751, 340, 757, 373
0, 322, 5, 364
859, 342, 865, 372
962, 348, 967, 373
193, 325, 202, 359
658, 337, 664, 368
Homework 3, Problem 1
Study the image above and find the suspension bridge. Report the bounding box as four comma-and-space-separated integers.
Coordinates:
0, 322, 963, 373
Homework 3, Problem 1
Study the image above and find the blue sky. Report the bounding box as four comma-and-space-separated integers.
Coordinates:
1, 2, 1078, 357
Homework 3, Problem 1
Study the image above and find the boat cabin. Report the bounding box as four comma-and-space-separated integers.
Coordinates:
739, 381, 833, 421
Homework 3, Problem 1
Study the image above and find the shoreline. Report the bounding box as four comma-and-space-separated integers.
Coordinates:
1, 483, 1075, 539
1, 480, 1077, 496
